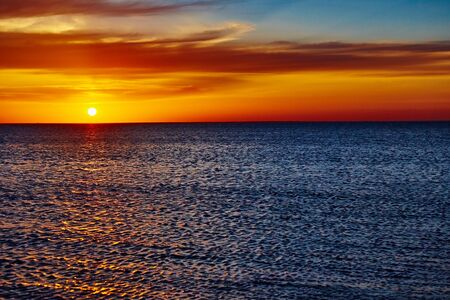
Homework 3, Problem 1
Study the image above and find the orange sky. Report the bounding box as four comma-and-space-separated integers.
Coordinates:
0, 0, 449, 123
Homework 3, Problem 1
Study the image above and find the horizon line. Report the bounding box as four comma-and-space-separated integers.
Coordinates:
1, 120, 449, 125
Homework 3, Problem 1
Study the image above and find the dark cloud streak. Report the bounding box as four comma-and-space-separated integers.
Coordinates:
269, 40, 450, 54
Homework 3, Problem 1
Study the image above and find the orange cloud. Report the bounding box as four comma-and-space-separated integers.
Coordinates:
0, 30, 448, 75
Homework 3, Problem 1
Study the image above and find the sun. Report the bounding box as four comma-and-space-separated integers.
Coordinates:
87, 107, 97, 117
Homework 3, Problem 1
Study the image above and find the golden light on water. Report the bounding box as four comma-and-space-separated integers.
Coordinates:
87, 107, 97, 117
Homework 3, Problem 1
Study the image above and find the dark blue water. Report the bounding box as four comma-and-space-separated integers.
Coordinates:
0, 123, 449, 299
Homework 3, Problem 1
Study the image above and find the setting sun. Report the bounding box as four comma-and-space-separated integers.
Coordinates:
87, 107, 97, 117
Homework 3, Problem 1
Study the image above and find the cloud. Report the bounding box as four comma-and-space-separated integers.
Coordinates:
0, 86, 79, 101
0, 69, 247, 102
101, 75, 247, 99
0, 30, 449, 74
156, 23, 253, 45
0, 0, 217, 18
266, 40, 450, 54
0, 21, 252, 45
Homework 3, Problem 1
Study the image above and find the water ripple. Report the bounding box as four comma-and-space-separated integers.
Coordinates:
0, 123, 449, 299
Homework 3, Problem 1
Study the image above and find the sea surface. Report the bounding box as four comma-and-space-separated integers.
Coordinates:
0, 122, 449, 299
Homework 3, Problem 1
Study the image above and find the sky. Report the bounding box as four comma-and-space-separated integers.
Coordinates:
0, 0, 449, 123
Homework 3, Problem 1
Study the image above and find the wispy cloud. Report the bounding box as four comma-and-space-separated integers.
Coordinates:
0, 86, 78, 101
0, 70, 246, 102
0, 0, 218, 18
266, 40, 450, 54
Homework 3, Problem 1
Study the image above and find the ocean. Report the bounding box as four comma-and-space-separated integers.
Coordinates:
0, 122, 449, 299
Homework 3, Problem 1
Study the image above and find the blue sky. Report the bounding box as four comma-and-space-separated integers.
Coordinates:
208, 0, 450, 42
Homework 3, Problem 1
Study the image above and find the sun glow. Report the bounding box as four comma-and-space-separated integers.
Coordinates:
87, 107, 97, 117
